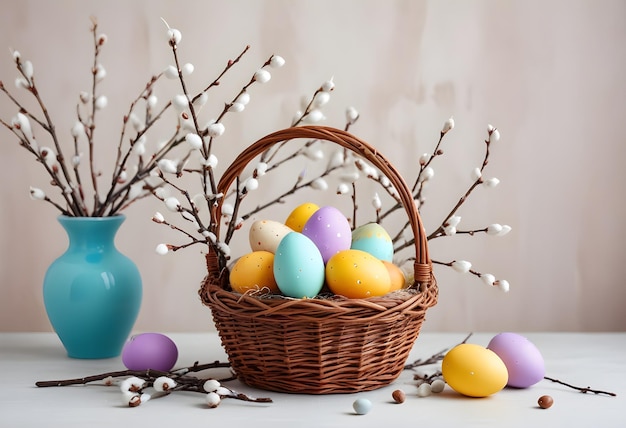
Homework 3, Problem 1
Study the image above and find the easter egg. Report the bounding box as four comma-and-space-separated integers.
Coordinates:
487, 332, 545, 388
352, 398, 372, 415
285, 202, 320, 232
249, 220, 294, 253
442, 343, 508, 397
229, 251, 279, 294
325, 249, 391, 298
122, 333, 178, 372
273, 232, 325, 298
351, 223, 394, 262
302, 206, 352, 263
383, 261, 406, 291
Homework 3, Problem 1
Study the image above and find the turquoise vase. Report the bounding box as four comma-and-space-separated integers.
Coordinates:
43, 215, 142, 359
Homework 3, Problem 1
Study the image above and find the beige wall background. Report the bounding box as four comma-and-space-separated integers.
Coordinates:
1, 0, 624, 333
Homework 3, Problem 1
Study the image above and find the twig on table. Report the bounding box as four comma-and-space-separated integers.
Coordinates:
543, 376, 617, 397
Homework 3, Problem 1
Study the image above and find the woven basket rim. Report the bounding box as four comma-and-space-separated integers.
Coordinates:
204, 281, 438, 323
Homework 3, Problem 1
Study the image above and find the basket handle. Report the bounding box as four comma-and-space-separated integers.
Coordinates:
213, 125, 433, 289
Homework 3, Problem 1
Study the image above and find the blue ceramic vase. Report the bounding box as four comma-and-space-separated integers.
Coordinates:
43, 215, 142, 359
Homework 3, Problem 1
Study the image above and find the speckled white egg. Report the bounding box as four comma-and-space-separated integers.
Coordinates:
249, 219, 294, 253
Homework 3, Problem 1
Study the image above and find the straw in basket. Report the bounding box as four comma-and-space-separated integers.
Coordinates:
200, 125, 438, 394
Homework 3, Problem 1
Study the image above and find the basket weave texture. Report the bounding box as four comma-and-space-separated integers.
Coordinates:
200, 126, 438, 394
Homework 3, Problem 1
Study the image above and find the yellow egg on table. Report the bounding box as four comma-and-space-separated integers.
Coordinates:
285, 202, 320, 232
229, 251, 279, 294
442, 343, 509, 397
325, 249, 391, 299
382, 261, 406, 291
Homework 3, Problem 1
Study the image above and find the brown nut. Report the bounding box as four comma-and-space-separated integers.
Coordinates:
392, 389, 406, 404
538, 395, 554, 409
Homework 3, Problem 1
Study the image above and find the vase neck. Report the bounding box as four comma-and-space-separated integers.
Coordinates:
58, 215, 125, 251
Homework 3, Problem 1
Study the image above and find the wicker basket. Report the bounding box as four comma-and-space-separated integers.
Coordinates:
200, 125, 438, 394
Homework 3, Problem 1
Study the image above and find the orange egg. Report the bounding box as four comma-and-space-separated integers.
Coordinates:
383, 261, 406, 291
229, 251, 279, 294
325, 249, 391, 298
285, 202, 320, 232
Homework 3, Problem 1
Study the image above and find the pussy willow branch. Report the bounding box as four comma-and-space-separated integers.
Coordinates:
95, 77, 163, 216
168, 35, 218, 205
237, 160, 346, 225
0, 110, 77, 215
392, 132, 492, 253
190, 44, 251, 207
154, 172, 213, 250
36, 361, 231, 388
192, 45, 250, 105
87, 18, 103, 213
260, 86, 325, 165
543, 376, 616, 397
12, 62, 86, 216
35, 361, 274, 404
376, 131, 448, 227
412, 130, 446, 196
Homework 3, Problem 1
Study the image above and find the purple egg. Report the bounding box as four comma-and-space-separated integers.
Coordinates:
487, 332, 545, 388
122, 333, 178, 372
302, 206, 352, 263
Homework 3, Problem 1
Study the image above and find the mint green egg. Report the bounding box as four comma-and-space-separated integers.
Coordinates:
351, 223, 393, 262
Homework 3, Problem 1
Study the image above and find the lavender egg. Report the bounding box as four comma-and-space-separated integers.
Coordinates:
302, 206, 351, 264
487, 332, 545, 388
122, 333, 178, 372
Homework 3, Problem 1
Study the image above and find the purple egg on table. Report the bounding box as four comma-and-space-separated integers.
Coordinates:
122, 333, 178, 372
487, 332, 545, 388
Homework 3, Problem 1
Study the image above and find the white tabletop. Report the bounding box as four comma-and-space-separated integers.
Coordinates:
1, 332, 624, 427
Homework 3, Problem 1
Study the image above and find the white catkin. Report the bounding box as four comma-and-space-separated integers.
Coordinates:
451, 260, 471, 273
487, 224, 503, 235
207, 122, 225, 137
206, 392, 221, 408
203, 379, 221, 392
471, 167, 482, 181
254, 69, 271, 83
442, 116, 455, 133
29, 187, 45, 200
182, 63, 194, 76
164, 65, 178, 79
489, 128, 501, 144
431, 379, 446, 393
269, 55, 285, 68
483, 177, 500, 188
481, 273, 495, 286
164, 197, 181, 212
155, 244, 169, 255
372, 193, 382, 210
417, 383, 432, 397
185, 133, 203, 149
446, 215, 461, 228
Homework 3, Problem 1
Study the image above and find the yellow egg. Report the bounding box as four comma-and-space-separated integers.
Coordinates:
442, 343, 509, 397
285, 202, 320, 232
325, 249, 391, 299
382, 261, 406, 291
229, 251, 279, 294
